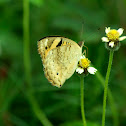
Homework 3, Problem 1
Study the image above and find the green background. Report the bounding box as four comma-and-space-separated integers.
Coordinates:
0, 0, 126, 126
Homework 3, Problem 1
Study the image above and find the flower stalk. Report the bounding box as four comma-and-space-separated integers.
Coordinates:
80, 76, 87, 126
102, 50, 114, 126
23, 0, 53, 126
76, 55, 97, 126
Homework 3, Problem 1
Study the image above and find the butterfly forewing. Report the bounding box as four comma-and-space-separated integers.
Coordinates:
38, 36, 82, 88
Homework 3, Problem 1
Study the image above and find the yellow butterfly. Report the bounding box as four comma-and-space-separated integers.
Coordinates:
37, 36, 83, 88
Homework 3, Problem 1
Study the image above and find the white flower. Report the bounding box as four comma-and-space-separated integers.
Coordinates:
102, 27, 126, 48
80, 55, 85, 59
76, 55, 97, 75
76, 67, 84, 74
101, 37, 109, 42
119, 36, 126, 41
87, 67, 97, 75
118, 28, 124, 36
105, 27, 110, 34
109, 41, 114, 48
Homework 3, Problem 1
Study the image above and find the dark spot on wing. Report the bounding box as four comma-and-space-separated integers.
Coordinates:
56, 38, 62, 47
57, 73, 59, 75
45, 46, 47, 49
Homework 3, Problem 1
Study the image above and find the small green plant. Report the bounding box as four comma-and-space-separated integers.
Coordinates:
101, 27, 126, 126
76, 55, 97, 126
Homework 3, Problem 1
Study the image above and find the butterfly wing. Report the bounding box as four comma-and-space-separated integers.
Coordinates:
38, 36, 82, 88
38, 36, 80, 60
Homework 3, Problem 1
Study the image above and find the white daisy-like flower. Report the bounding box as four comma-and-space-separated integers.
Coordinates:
101, 27, 126, 48
109, 41, 114, 48
76, 55, 97, 75
87, 67, 97, 75
76, 67, 84, 74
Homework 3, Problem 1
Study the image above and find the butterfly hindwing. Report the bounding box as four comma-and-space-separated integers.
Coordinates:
38, 36, 82, 87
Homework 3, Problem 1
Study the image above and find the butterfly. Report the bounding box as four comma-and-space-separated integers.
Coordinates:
37, 36, 83, 88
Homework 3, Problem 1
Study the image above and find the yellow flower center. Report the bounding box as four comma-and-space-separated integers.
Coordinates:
79, 58, 91, 68
107, 29, 119, 41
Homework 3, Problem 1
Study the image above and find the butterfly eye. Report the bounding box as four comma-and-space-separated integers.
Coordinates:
45, 46, 47, 49
60, 85, 61, 87
57, 73, 59, 75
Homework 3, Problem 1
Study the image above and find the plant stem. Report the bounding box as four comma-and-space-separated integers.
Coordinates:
23, 0, 53, 126
27, 92, 53, 126
108, 89, 119, 126
95, 70, 119, 126
80, 76, 87, 126
91, 63, 119, 126
96, 70, 119, 126
102, 50, 114, 126
23, 0, 31, 87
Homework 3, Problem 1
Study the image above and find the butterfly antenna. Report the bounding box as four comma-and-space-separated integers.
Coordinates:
82, 45, 88, 57
83, 27, 102, 57
85, 27, 101, 40
80, 21, 84, 41
79, 21, 89, 57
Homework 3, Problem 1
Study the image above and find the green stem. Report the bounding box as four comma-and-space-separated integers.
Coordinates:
102, 50, 114, 126
23, 0, 31, 86
108, 90, 119, 126
23, 0, 53, 126
80, 76, 87, 126
96, 71, 119, 126
27, 92, 53, 126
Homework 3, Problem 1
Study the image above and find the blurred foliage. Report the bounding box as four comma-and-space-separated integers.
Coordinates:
0, 0, 126, 126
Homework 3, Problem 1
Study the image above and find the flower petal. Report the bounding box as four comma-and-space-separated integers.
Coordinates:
87, 67, 97, 74
118, 28, 124, 36
80, 55, 85, 59
101, 37, 109, 42
105, 27, 110, 34
119, 36, 126, 41
76, 67, 84, 74
109, 41, 114, 48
